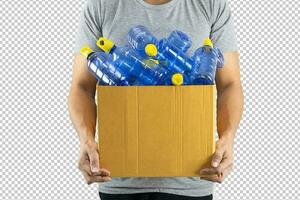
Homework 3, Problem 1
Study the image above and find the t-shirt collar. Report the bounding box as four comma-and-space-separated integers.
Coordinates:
134, 0, 179, 10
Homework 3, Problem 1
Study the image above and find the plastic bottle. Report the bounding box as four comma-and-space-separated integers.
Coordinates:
80, 46, 130, 86
156, 38, 194, 74
96, 37, 170, 86
127, 25, 159, 59
167, 30, 192, 53
128, 26, 192, 58
191, 38, 224, 85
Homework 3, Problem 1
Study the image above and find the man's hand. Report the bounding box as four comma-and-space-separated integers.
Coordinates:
199, 52, 243, 183
199, 135, 234, 183
78, 140, 112, 185
68, 54, 112, 184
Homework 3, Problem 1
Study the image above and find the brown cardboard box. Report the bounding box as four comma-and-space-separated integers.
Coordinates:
97, 85, 216, 177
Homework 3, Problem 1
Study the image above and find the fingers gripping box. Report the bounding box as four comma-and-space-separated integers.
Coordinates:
97, 85, 216, 177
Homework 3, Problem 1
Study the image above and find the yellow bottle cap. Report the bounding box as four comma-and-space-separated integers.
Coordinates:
80, 46, 94, 59
203, 38, 214, 48
96, 37, 115, 53
172, 73, 184, 86
145, 44, 158, 57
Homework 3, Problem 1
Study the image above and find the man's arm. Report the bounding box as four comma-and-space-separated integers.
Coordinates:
216, 52, 244, 140
68, 54, 111, 184
68, 54, 97, 142
200, 52, 244, 183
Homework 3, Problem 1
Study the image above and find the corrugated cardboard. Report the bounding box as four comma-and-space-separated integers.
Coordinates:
97, 85, 216, 177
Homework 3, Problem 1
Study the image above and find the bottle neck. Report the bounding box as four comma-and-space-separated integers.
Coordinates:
110, 45, 117, 54
203, 46, 212, 53
87, 52, 97, 60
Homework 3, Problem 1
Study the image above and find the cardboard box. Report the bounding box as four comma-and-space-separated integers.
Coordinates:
97, 85, 216, 177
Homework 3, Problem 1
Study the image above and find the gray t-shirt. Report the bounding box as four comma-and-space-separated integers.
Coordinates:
74, 0, 238, 197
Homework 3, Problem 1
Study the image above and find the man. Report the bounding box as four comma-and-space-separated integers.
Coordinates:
68, 0, 244, 199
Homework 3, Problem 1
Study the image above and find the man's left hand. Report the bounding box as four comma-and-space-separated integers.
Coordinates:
199, 135, 234, 183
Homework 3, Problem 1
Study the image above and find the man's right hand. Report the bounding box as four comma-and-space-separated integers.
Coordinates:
78, 140, 112, 185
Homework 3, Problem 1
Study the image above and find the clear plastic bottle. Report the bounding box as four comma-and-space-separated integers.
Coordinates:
128, 26, 192, 58
127, 25, 158, 58
80, 46, 130, 86
191, 39, 224, 85
96, 37, 170, 86
167, 30, 192, 53
157, 38, 194, 74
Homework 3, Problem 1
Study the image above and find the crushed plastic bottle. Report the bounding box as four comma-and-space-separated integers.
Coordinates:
80, 46, 130, 86
96, 37, 170, 86
191, 38, 224, 85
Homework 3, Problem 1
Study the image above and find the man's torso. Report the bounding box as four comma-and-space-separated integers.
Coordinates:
94, 0, 217, 197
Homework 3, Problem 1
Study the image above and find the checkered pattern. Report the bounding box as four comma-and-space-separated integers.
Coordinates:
0, 0, 299, 200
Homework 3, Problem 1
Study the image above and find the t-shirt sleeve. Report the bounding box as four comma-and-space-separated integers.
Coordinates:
210, 0, 239, 53
73, 0, 103, 54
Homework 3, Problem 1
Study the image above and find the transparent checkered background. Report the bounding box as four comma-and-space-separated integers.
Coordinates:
0, 0, 299, 200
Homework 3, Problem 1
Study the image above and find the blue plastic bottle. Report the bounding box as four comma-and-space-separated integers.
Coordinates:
191, 39, 224, 85
157, 38, 194, 74
96, 37, 170, 86
167, 30, 192, 53
80, 46, 130, 86
127, 25, 158, 59
128, 26, 192, 58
